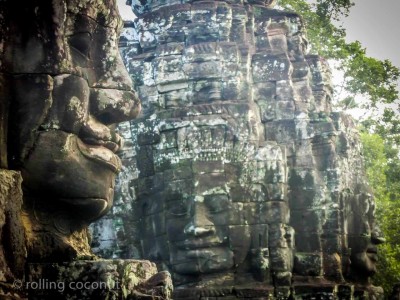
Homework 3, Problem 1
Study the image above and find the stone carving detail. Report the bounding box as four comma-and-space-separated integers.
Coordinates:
0, 0, 141, 261
27, 260, 172, 300
1, 0, 175, 299
91, 0, 384, 298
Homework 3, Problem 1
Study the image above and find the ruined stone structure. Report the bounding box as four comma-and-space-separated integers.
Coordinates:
1, 0, 142, 261
91, 0, 385, 299
27, 260, 172, 299
0, 170, 26, 297
0, 0, 171, 298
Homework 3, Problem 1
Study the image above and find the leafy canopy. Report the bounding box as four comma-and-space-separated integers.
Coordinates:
278, 0, 399, 110
360, 131, 400, 293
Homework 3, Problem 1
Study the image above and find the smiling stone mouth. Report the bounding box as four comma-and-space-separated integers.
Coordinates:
78, 114, 124, 154
76, 137, 122, 173
176, 239, 224, 250
80, 136, 120, 152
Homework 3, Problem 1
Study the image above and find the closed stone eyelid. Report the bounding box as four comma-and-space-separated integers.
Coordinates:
167, 202, 189, 216
168, 210, 188, 217
204, 198, 231, 212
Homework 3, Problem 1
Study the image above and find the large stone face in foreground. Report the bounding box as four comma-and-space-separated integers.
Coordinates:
1, 0, 141, 261
92, 0, 384, 298
1, 1, 172, 299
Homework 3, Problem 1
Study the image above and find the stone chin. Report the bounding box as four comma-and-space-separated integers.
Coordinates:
351, 250, 379, 277
21, 130, 121, 221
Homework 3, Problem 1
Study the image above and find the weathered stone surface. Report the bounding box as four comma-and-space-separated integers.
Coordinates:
0, 0, 141, 261
92, 0, 385, 298
1, 1, 172, 300
25, 260, 172, 300
0, 170, 26, 299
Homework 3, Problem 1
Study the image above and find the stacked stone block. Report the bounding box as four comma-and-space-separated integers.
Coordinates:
91, 0, 384, 298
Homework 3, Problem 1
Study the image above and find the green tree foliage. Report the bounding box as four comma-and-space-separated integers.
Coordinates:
278, 0, 399, 109
359, 133, 387, 201
360, 132, 400, 293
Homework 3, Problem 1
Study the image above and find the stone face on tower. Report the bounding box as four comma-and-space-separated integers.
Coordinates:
91, 1, 384, 298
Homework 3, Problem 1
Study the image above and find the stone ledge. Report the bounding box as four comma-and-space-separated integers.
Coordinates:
24, 259, 172, 300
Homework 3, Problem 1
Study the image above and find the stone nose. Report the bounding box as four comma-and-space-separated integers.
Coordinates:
371, 226, 386, 245
89, 52, 141, 125
183, 202, 215, 237
89, 88, 141, 125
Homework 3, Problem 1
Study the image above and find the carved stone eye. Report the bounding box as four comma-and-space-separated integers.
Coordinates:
68, 32, 92, 58
167, 201, 188, 217
205, 194, 230, 214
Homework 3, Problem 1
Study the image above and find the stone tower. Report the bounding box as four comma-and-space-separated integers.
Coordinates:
92, 0, 384, 298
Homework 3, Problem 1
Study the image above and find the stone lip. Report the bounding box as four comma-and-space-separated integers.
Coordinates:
77, 136, 122, 174
174, 238, 225, 250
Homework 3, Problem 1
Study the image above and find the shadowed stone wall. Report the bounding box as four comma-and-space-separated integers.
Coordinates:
91, 0, 384, 298
0, 0, 172, 298
1, 0, 140, 262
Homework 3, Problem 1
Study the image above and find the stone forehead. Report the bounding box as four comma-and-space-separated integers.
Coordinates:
135, 103, 261, 135
129, 0, 277, 16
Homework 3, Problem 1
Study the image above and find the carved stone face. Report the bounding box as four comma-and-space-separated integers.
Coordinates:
135, 116, 256, 277
3, 0, 140, 221
133, 111, 291, 284
166, 178, 236, 275
349, 231, 384, 277
347, 193, 385, 280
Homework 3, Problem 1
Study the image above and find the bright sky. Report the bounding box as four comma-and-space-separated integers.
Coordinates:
117, 0, 135, 20
337, 0, 400, 117
341, 0, 400, 69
